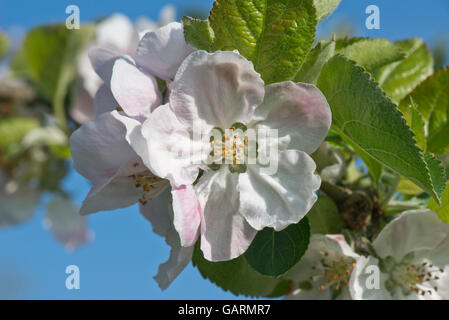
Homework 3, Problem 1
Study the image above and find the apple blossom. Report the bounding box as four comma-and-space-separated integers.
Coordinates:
69, 109, 200, 289
350, 209, 449, 300
129, 50, 331, 261
71, 6, 178, 123
285, 234, 359, 300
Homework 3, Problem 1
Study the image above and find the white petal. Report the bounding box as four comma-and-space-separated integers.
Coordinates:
88, 46, 122, 83
70, 111, 137, 185
111, 58, 161, 119
93, 83, 118, 117
140, 103, 203, 186
349, 256, 391, 300
70, 88, 94, 124
79, 176, 142, 215
46, 197, 91, 250
154, 226, 194, 290
238, 150, 321, 231
159, 5, 176, 25
195, 168, 257, 261
285, 234, 358, 300
78, 49, 102, 97
170, 50, 265, 129
96, 13, 137, 54
135, 22, 193, 80
373, 209, 449, 261
251, 82, 331, 154
139, 186, 172, 237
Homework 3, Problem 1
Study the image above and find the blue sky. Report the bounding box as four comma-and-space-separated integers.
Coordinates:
0, 0, 448, 299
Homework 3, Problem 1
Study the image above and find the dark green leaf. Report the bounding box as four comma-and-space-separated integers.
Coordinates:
192, 242, 290, 297
244, 218, 310, 276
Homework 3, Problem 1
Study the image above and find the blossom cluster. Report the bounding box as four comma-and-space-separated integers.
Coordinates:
69, 17, 449, 299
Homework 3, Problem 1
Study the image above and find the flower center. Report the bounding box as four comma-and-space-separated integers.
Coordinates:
129, 166, 167, 205
208, 122, 249, 173
387, 258, 443, 297
299, 250, 355, 296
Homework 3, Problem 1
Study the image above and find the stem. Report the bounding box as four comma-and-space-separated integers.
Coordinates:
320, 179, 351, 204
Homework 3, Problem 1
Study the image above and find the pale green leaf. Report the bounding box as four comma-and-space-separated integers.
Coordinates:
209, 0, 317, 84
182, 16, 215, 51
313, 0, 341, 23
336, 38, 404, 72
294, 40, 335, 84
317, 55, 440, 201
400, 67, 449, 156
429, 182, 449, 223
375, 38, 434, 104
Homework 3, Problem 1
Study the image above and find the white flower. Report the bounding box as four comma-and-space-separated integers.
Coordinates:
129, 50, 331, 261
350, 209, 449, 300
285, 234, 359, 300
72, 6, 178, 124
70, 15, 196, 288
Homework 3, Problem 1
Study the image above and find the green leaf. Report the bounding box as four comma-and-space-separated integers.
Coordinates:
182, 16, 215, 51
409, 101, 427, 151
307, 195, 343, 234
429, 182, 449, 223
375, 38, 433, 104
424, 153, 446, 202
294, 40, 335, 84
336, 38, 404, 72
0, 32, 10, 60
209, 0, 317, 84
21, 24, 94, 128
313, 0, 341, 23
192, 243, 290, 297
399, 67, 449, 156
317, 55, 440, 202
244, 218, 310, 276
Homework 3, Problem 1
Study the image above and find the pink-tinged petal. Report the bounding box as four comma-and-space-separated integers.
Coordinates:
70, 112, 138, 185
45, 197, 92, 251
195, 168, 257, 261
170, 50, 265, 129
70, 87, 94, 124
238, 150, 321, 231
154, 226, 194, 290
251, 82, 331, 154
141, 103, 204, 186
171, 184, 201, 247
111, 58, 161, 119
135, 22, 193, 81
139, 187, 172, 237
88, 46, 122, 83
93, 83, 119, 117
